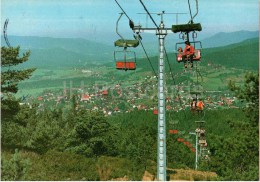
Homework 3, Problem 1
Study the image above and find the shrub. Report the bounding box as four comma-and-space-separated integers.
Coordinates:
1, 149, 31, 181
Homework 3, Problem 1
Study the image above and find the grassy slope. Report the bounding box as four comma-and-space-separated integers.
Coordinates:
202, 38, 259, 70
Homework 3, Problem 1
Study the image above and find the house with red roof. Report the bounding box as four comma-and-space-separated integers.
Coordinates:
81, 94, 91, 101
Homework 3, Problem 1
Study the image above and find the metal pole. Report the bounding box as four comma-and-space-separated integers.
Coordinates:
195, 133, 198, 170
189, 132, 198, 170
157, 22, 167, 181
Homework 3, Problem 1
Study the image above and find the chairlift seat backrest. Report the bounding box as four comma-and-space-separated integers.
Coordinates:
199, 139, 206, 144
172, 23, 202, 33
190, 91, 202, 95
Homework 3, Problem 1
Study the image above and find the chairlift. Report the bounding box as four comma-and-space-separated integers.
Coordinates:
199, 139, 206, 144
190, 83, 204, 95
191, 148, 196, 153
175, 40, 202, 63
153, 107, 158, 115
172, 16, 202, 63
184, 141, 190, 146
153, 108, 158, 115
177, 138, 185, 142
114, 13, 139, 71
114, 48, 137, 70
169, 129, 178, 134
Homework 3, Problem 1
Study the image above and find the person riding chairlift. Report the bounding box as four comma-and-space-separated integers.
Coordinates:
177, 47, 183, 62
190, 98, 197, 114
197, 98, 204, 114
183, 41, 195, 68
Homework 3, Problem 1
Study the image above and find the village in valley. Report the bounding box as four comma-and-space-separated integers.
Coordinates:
20, 62, 243, 117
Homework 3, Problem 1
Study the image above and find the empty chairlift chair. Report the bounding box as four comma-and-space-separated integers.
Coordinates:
114, 39, 139, 71
114, 13, 139, 71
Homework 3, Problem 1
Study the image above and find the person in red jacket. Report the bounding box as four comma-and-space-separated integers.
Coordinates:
197, 98, 205, 114
183, 41, 195, 68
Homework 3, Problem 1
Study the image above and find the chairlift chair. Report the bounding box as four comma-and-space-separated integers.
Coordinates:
172, 21, 202, 63
199, 139, 206, 144
169, 129, 178, 134
114, 13, 139, 71
153, 108, 158, 115
114, 47, 138, 70
175, 41, 202, 63
190, 83, 203, 95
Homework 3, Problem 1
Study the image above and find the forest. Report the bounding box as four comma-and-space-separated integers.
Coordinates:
1, 45, 259, 180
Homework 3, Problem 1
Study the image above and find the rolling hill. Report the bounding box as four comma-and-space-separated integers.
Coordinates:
128, 37, 259, 72
1, 30, 258, 69
201, 30, 259, 48
202, 37, 259, 70
1, 35, 115, 68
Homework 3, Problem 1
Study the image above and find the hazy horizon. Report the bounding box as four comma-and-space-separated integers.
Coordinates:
1, 0, 259, 44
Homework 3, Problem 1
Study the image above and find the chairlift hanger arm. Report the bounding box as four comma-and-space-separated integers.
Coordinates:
116, 13, 125, 41
132, 27, 172, 31
114, 0, 138, 31
188, 0, 199, 24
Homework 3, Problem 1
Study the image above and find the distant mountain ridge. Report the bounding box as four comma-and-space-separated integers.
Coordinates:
1, 35, 115, 68
1, 35, 113, 52
1, 30, 258, 69
201, 30, 259, 48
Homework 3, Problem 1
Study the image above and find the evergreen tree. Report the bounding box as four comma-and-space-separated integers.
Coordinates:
1, 46, 36, 122
205, 72, 259, 180
227, 72, 259, 180
229, 72, 259, 126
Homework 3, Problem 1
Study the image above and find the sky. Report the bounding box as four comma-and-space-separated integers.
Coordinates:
1, 0, 259, 43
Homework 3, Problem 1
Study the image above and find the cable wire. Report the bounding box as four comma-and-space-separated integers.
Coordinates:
114, 0, 132, 21
114, 0, 158, 79
188, 0, 199, 24
139, 39, 158, 79
187, 0, 193, 23
139, 0, 160, 30
164, 47, 187, 116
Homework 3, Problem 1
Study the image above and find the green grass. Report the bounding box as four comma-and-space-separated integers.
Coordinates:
203, 38, 259, 70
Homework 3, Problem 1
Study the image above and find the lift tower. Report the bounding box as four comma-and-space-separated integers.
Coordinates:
132, 12, 172, 181
115, 0, 202, 180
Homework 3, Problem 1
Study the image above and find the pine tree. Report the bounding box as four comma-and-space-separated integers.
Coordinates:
207, 72, 260, 180
1, 46, 36, 122
229, 72, 259, 126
